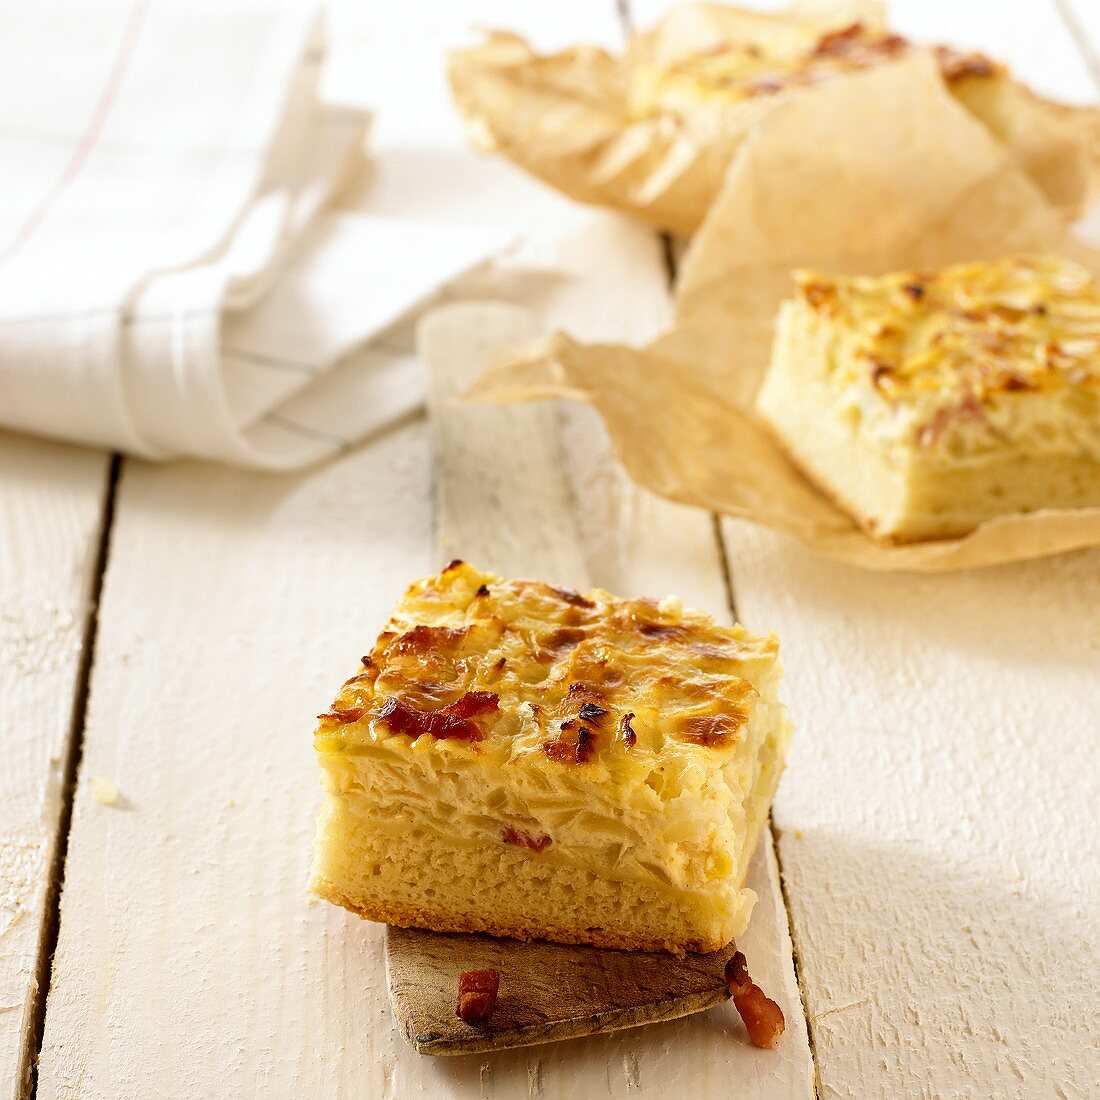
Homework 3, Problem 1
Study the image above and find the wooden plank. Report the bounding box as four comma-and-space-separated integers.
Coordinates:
624, 2, 1100, 1094
423, 303, 589, 583
391, 300, 814, 1088
0, 438, 109, 1100
34, 211, 814, 1100
696, 2, 1100, 1096
37, 3, 813, 1097
721, 522, 1100, 1098
35, 424, 436, 1100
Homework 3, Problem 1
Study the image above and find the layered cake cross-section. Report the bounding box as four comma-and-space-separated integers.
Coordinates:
311, 561, 792, 954
757, 255, 1100, 541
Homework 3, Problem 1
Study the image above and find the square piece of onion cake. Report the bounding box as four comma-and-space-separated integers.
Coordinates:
757, 256, 1100, 542
311, 561, 791, 954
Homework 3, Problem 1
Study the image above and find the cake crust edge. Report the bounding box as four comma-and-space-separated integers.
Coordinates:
311, 875, 730, 956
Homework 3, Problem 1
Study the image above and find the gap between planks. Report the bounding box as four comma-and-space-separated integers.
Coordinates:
15, 413, 427, 1099
709, 508, 821, 1092
631, 8, 1099, 1096
17, 454, 121, 1100
709, 5, 1098, 1095
705, 352, 821, 1099
641, 119, 802, 1074
628, 0, 822, 1069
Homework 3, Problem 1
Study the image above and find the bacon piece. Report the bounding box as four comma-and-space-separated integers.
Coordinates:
810, 23, 913, 72
917, 393, 985, 448
812, 21, 866, 57
575, 727, 597, 761
935, 45, 997, 81
318, 701, 367, 724
456, 969, 499, 1024
619, 712, 637, 748
725, 951, 785, 1050
445, 692, 499, 718
501, 827, 552, 852
874, 33, 909, 58
566, 681, 603, 702
543, 725, 597, 764
378, 691, 498, 742
391, 625, 468, 656
870, 361, 895, 390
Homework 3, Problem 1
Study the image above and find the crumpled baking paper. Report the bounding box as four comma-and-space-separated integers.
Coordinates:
468, 55, 1100, 572
448, 1, 1100, 237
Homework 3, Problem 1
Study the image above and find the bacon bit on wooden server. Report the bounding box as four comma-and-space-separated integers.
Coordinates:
456, 969, 500, 1024
725, 951, 785, 1049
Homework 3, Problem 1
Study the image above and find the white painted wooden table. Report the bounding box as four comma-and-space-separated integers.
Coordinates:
2, 2, 1098, 1098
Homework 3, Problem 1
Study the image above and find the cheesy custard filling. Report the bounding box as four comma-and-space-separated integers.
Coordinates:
756, 255, 1100, 541
311, 561, 792, 954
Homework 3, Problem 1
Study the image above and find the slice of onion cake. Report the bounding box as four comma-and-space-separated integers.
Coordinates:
311, 561, 791, 954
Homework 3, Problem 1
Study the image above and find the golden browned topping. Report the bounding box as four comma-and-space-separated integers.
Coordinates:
645, 20, 999, 106
795, 256, 1100, 409
542, 722, 599, 764
725, 951, 786, 1050
315, 563, 777, 771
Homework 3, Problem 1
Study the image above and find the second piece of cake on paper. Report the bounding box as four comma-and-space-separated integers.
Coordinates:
311, 560, 792, 954
630, 17, 998, 118
757, 255, 1100, 542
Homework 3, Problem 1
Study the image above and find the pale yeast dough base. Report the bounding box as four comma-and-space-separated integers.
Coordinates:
757, 302, 1100, 542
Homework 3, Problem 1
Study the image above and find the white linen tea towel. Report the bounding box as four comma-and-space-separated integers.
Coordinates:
0, 1, 506, 467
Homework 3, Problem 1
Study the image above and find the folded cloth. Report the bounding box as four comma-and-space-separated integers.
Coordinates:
0, 0, 505, 467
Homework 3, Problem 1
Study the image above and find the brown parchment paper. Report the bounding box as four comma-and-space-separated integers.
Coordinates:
448, 1, 1100, 238
469, 55, 1100, 572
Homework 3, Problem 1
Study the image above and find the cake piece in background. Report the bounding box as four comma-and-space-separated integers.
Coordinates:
756, 256, 1100, 542
629, 18, 998, 119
